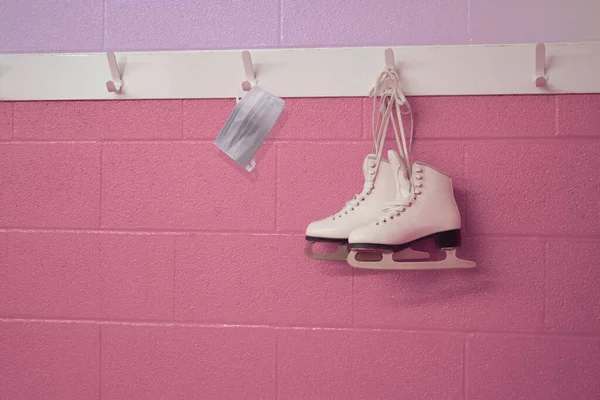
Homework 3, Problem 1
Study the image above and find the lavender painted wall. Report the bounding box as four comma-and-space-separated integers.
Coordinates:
1, 0, 599, 52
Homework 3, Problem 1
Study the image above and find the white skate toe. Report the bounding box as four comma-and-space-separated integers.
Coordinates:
305, 218, 347, 241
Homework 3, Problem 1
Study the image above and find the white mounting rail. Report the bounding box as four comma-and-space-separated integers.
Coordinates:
1, 42, 599, 100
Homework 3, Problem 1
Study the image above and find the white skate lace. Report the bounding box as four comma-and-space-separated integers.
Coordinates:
371, 69, 413, 162
371, 68, 418, 224
378, 195, 415, 224
368, 68, 413, 191
337, 193, 367, 217
378, 170, 423, 224
334, 65, 413, 219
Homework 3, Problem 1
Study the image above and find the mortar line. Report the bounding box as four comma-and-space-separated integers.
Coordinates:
274, 144, 278, 231
463, 335, 468, 400
351, 267, 355, 327
277, 0, 282, 45
99, 145, 103, 227
361, 97, 366, 140
543, 241, 548, 330
5, 136, 600, 145
2, 317, 599, 339
3, 227, 600, 241
554, 95, 560, 136
0, 227, 301, 235
172, 238, 177, 320
467, 0, 472, 42
463, 143, 468, 233
275, 336, 280, 400
10, 103, 14, 140
180, 100, 185, 139
463, 233, 600, 240
98, 326, 102, 400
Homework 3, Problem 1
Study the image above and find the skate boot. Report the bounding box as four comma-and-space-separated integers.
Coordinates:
306, 51, 425, 261
305, 150, 428, 261
347, 161, 476, 269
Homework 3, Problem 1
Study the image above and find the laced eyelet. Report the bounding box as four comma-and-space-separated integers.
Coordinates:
416, 167, 423, 173
416, 183, 423, 187
415, 174, 422, 180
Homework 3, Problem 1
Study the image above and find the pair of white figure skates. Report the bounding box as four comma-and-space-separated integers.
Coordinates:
304, 65, 476, 270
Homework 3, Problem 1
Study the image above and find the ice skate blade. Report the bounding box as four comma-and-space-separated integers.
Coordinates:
348, 248, 476, 270
354, 247, 430, 260
304, 242, 349, 261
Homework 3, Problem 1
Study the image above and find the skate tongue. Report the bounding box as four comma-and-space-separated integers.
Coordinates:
388, 150, 411, 199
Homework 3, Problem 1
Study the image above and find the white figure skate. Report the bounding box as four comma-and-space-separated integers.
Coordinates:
305, 150, 429, 261
306, 54, 426, 261
347, 161, 476, 270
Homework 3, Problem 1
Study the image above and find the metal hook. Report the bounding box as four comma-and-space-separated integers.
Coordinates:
385, 48, 396, 70
105, 52, 124, 93
384, 48, 398, 91
535, 43, 547, 87
368, 48, 399, 96
241, 50, 255, 91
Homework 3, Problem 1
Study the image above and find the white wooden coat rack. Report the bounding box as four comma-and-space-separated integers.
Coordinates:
0, 42, 599, 101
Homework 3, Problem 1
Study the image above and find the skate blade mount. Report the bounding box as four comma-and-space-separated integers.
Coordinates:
304, 242, 429, 262
304, 242, 349, 261
347, 248, 475, 270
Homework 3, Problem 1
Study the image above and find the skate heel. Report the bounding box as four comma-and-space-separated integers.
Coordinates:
434, 229, 461, 249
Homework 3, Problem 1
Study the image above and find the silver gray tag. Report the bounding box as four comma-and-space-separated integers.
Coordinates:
215, 86, 285, 171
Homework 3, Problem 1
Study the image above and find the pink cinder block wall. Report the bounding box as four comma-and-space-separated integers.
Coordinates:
1, 96, 600, 399
2, 0, 600, 399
